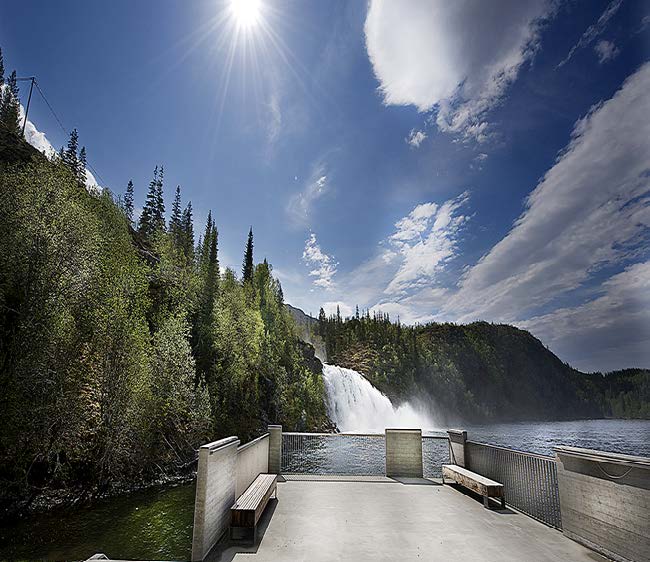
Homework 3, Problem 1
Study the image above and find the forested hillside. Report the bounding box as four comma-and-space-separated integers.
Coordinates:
0, 56, 327, 514
317, 308, 650, 423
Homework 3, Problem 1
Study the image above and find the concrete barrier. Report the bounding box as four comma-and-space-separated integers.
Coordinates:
268, 425, 282, 474
236, 433, 269, 497
191, 436, 240, 561
385, 429, 423, 478
555, 446, 650, 562
448, 429, 467, 467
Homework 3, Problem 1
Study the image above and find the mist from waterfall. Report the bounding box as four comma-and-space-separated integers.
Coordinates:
322, 364, 436, 433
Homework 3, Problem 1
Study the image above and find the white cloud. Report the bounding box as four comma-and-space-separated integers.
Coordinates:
302, 232, 338, 290
287, 163, 328, 227
594, 39, 620, 63
322, 301, 353, 318
15, 98, 101, 190
406, 128, 427, 148
386, 192, 470, 294
364, 0, 554, 140
521, 262, 650, 372
557, 0, 623, 68
446, 63, 650, 325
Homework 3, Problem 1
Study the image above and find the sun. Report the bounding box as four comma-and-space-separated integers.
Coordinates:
230, 0, 262, 29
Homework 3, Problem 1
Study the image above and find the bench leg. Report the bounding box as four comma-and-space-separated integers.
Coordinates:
483, 495, 489, 509
501, 496, 505, 509
252, 525, 257, 545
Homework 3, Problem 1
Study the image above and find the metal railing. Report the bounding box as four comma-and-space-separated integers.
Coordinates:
466, 441, 562, 529
422, 435, 450, 478
281, 432, 386, 475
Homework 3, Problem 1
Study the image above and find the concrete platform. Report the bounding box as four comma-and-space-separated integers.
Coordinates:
208, 477, 606, 562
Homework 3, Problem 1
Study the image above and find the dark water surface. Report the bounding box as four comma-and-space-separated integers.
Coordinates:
0, 482, 195, 561
1, 419, 648, 561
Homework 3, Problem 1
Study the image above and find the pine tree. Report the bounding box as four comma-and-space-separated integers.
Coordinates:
1, 70, 21, 136
170, 185, 182, 245
153, 165, 166, 232
242, 227, 254, 283
0, 47, 4, 87
200, 211, 213, 268
124, 180, 135, 225
138, 166, 159, 237
63, 129, 80, 177
180, 201, 194, 257
78, 146, 87, 186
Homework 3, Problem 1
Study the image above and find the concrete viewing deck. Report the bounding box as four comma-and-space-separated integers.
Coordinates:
209, 476, 606, 562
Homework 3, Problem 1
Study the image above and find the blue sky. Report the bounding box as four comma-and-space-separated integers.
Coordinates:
2, 0, 649, 372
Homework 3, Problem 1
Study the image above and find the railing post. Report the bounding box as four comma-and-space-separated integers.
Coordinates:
385, 428, 423, 478
268, 424, 282, 474
448, 429, 467, 468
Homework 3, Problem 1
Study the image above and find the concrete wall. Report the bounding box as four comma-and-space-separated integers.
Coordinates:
268, 425, 282, 474
448, 429, 467, 468
191, 436, 239, 561
385, 429, 423, 478
555, 446, 650, 562
236, 433, 269, 498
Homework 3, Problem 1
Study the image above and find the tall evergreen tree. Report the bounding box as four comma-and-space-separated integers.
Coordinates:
1, 70, 20, 136
124, 180, 135, 225
138, 165, 159, 237
170, 185, 182, 245
154, 165, 166, 232
242, 227, 254, 283
63, 129, 80, 177
180, 201, 194, 257
78, 146, 87, 186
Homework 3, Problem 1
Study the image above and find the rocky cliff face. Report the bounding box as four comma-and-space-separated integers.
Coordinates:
285, 304, 327, 362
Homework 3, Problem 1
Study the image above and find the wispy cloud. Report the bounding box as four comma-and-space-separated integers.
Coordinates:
556, 0, 623, 68
266, 92, 282, 143
287, 163, 329, 227
446, 63, 650, 325
302, 232, 338, 290
385, 192, 470, 294
406, 128, 427, 148
365, 0, 556, 142
594, 39, 620, 63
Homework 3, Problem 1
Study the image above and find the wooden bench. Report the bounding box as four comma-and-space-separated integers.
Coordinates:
230, 473, 277, 543
442, 464, 505, 509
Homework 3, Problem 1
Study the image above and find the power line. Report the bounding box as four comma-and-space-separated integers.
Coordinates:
15, 76, 108, 187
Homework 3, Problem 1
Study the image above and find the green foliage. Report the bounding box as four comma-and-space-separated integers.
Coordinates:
0, 70, 21, 137
0, 146, 328, 513
318, 312, 650, 423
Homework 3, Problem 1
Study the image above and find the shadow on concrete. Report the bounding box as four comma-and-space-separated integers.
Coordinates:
390, 477, 441, 486
205, 498, 278, 562
444, 483, 517, 514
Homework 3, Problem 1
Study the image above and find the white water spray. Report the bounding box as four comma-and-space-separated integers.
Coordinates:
322, 364, 435, 433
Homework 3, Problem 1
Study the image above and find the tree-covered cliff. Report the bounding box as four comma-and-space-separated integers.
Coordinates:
0, 129, 327, 515
317, 308, 650, 423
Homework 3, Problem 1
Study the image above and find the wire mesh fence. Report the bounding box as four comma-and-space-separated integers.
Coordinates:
422, 435, 451, 478
466, 441, 562, 529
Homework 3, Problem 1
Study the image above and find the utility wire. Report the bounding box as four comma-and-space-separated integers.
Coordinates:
15, 76, 108, 187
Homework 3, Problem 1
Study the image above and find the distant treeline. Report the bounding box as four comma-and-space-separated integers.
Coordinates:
0, 54, 327, 513
316, 307, 650, 423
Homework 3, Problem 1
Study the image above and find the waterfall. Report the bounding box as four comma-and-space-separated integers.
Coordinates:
322, 364, 435, 433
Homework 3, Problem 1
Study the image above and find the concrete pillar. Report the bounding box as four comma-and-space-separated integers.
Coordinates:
191, 436, 239, 561
555, 446, 650, 562
448, 429, 467, 468
385, 429, 423, 478
268, 425, 282, 474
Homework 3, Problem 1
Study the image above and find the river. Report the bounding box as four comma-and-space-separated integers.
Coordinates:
1, 364, 649, 560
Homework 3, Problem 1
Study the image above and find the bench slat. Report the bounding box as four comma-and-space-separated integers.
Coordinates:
443, 464, 504, 498
231, 474, 277, 529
